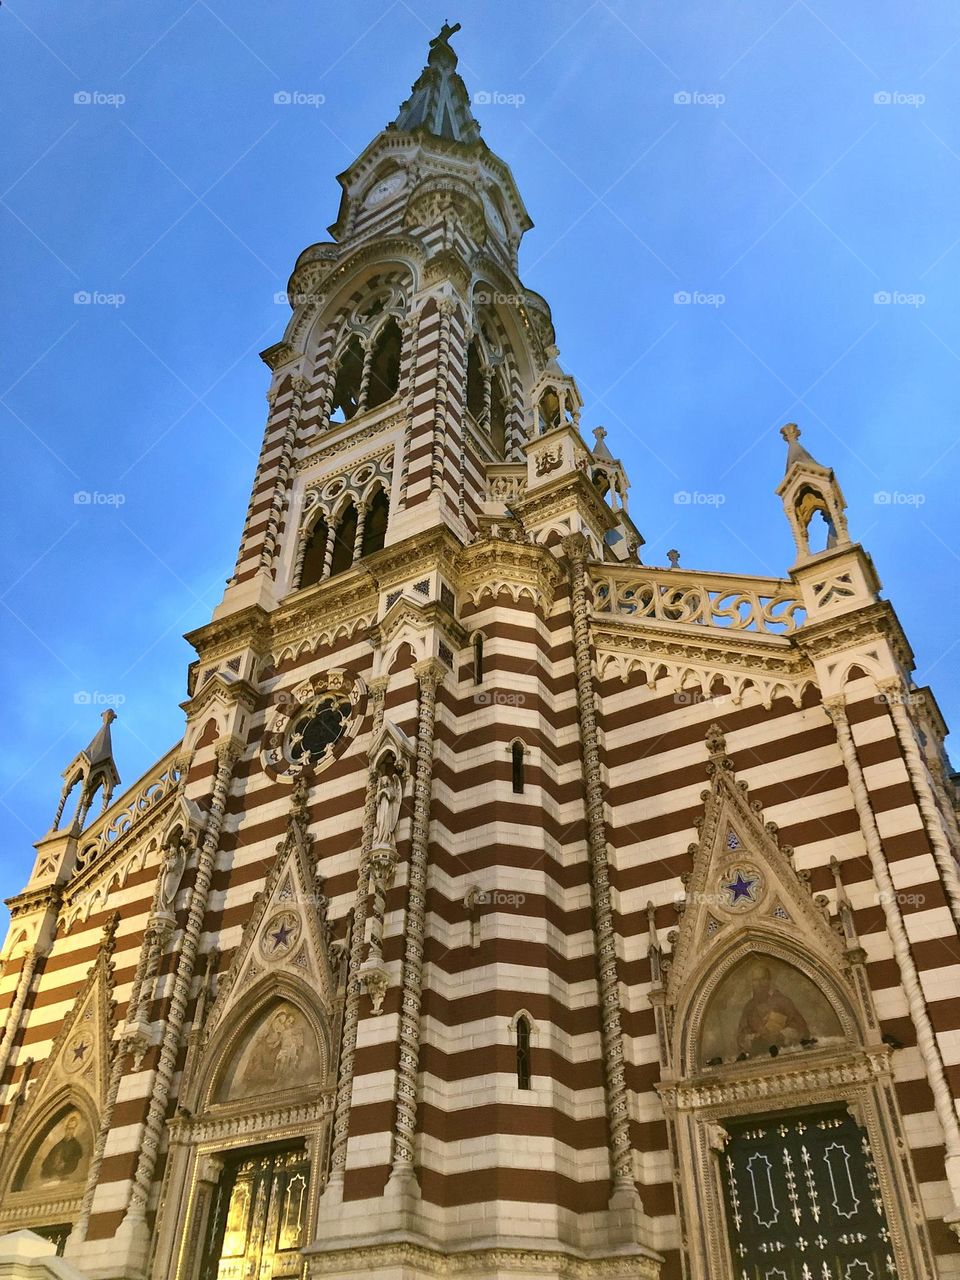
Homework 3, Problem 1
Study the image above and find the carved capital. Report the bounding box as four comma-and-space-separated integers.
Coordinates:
562, 531, 590, 565
822, 694, 848, 726
413, 657, 446, 690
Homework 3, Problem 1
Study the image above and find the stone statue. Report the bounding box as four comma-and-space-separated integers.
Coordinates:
157, 834, 188, 914
372, 768, 403, 848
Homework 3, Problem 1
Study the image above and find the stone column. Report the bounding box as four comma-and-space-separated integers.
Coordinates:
563, 534, 639, 1223
825, 695, 960, 1214
0, 950, 38, 1104
116, 738, 241, 1271
387, 659, 443, 1195
430, 299, 457, 493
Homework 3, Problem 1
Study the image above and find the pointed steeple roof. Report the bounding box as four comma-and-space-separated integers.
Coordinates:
391, 21, 482, 145
50, 710, 121, 833
780, 422, 820, 472
84, 708, 118, 768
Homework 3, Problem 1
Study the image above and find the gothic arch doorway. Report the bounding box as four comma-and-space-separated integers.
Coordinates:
152, 986, 336, 1280
657, 942, 937, 1280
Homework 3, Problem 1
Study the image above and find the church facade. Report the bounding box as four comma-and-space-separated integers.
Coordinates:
2, 26, 960, 1280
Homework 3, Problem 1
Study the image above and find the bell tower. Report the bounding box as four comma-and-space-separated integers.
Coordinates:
211, 21, 638, 631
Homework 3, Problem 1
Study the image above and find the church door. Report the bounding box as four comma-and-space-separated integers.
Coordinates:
201, 1146, 311, 1280
719, 1108, 896, 1279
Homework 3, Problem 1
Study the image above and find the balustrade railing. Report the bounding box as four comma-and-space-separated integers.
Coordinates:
593, 568, 805, 635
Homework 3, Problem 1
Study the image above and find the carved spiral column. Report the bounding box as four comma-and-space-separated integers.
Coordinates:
0, 948, 39, 1099
122, 739, 241, 1232
259, 374, 309, 574
564, 534, 636, 1194
879, 679, 960, 928
327, 678, 389, 1182
825, 695, 960, 1203
390, 659, 443, 1180
397, 310, 421, 511
356, 337, 375, 416
430, 298, 457, 494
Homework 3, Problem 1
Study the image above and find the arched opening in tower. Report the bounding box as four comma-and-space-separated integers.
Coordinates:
329, 503, 358, 576
299, 515, 329, 588
329, 337, 364, 422
361, 488, 390, 557
366, 318, 402, 410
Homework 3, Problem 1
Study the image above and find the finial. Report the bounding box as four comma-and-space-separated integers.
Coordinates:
666, 548, 680, 569
594, 426, 607, 444
705, 722, 727, 758
780, 423, 801, 444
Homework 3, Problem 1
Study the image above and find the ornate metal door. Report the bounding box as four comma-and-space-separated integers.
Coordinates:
201, 1147, 310, 1280
719, 1109, 897, 1279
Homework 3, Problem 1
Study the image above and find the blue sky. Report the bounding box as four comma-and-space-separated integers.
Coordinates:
2, 1, 959, 912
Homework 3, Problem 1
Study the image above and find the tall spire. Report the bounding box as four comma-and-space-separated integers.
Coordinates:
391, 21, 482, 144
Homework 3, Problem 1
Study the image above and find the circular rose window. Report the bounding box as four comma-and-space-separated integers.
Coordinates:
262, 670, 366, 780
287, 694, 351, 766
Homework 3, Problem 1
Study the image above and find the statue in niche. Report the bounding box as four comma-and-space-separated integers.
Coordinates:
157, 831, 188, 914
372, 762, 403, 849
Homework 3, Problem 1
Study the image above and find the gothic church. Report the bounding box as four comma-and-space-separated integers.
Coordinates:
2, 24, 959, 1280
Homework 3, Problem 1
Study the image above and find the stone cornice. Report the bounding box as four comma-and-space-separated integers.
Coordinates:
796, 597, 913, 666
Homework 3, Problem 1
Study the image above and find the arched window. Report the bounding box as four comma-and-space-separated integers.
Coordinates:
329, 503, 358, 577
299, 515, 329, 588
466, 340, 485, 422
366, 319, 402, 410
538, 387, 562, 434
511, 740, 525, 794
515, 1016, 531, 1089
361, 488, 389, 557
329, 336, 364, 423
473, 634, 484, 685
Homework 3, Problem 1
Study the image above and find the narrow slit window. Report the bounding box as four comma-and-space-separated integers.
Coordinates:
473, 634, 483, 685
511, 741, 525, 794
516, 1016, 531, 1089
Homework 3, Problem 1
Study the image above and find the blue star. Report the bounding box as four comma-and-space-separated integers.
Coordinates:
271, 923, 292, 950
724, 871, 757, 905
72, 1041, 88, 1062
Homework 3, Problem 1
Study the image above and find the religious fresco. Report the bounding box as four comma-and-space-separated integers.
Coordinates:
215, 1003, 323, 1103
699, 956, 844, 1065
13, 1107, 91, 1192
